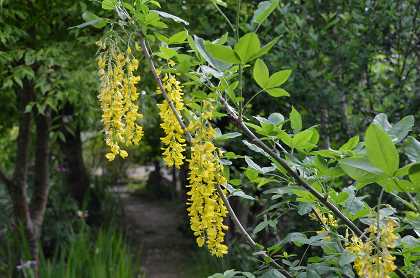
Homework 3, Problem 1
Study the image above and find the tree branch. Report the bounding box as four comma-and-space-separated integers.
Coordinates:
218, 95, 408, 278
219, 94, 365, 236
139, 34, 292, 276
216, 184, 292, 278
139, 35, 192, 143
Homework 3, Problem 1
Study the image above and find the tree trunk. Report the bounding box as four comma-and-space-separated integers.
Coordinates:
30, 109, 51, 239
7, 83, 39, 276
58, 106, 90, 205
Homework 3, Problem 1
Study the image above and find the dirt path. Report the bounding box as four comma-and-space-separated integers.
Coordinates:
120, 192, 194, 278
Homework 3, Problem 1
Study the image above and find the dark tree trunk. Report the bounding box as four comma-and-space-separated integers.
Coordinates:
5, 82, 39, 276
58, 106, 90, 205
30, 109, 51, 239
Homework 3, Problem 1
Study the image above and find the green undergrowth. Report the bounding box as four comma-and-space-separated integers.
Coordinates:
39, 226, 140, 278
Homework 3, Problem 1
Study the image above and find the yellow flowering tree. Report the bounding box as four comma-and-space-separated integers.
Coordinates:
81, 1, 420, 277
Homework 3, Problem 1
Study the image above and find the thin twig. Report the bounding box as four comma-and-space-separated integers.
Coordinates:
216, 184, 292, 278
138, 35, 192, 143
216, 184, 256, 247
212, 3, 235, 33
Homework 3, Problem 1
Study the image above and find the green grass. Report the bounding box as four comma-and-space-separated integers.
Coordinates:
0, 225, 140, 278
39, 227, 140, 278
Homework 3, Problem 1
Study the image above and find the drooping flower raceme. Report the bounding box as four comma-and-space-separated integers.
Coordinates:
97, 46, 144, 161
157, 71, 186, 168
346, 219, 398, 278
187, 113, 229, 257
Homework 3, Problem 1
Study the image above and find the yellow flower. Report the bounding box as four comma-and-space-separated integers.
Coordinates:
346, 220, 399, 278
381, 220, 398, 248
310, 207, 338, 229
187, 118, 228, 257
158, 70, 186, 168
97, 44, 144, 161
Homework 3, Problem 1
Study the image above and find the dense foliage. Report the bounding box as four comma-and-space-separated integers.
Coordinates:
0, 0, 419, 278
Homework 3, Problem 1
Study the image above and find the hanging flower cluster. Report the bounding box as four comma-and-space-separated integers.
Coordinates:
157, 68, 186, 168
346, 219, 398, 278
187, 104, 229, 257
97, 46, 144, 161
309, 207, 338, 230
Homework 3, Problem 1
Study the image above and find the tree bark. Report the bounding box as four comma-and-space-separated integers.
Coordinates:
58, 106, 90, 205
30, 109, 51, 239
6, 82, 39, 276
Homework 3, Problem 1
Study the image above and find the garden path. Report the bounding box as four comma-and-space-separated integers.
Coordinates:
120, 191, 194, 278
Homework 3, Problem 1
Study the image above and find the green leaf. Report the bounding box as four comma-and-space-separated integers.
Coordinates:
339, 251, 355, 266
244, 156, 275, 174
215, 132, 241, 142
211, 0, 227, 7
213, 32, 229, 44
395, 163, 413, 177
251, 0, 280, 26
312, 149, 340, 159
277, 130, 292, 147
266, 88, 289, 97
395, 179, 418, 192
339, 136, 359, 151
389, 115, 414, 143
330, 191, 349, 205
234, 33, 260, 63
143, 11, 167, 28
253, 59, 269, 88
74, 11, 107, 29
231, 190, 255, 200
243, 140, 269, 157
102, 0, 117, 10
292, 128, 315, 151
253, 37, 279, 59
156, 46, 177, 60
193, 36, 229, 71
253, 220, 270, 235
290, 106, 302, 133
408, 164, 420, 186
403, 136, 420, 163
373, 113, 392, 131
365, 124, 399, 176
153, 10, 189, 25
226, 184, 255, 200
168, 31, 187, 44
155, 33, 169, 43
205, 43, 240, 64
339, 157, 383, 183
266, 69, 291, 88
